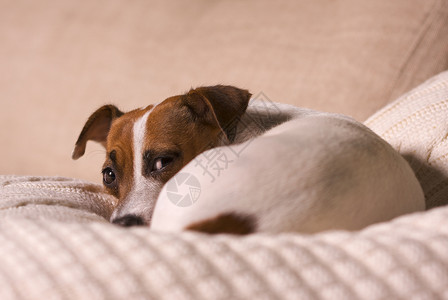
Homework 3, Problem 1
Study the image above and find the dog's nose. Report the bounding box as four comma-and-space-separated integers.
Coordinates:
112, 215, 145, 227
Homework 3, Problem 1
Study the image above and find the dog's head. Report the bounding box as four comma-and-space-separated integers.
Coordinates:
72, 85, 251, 226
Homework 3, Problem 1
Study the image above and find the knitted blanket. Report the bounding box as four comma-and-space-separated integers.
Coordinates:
1, 71, 448, 299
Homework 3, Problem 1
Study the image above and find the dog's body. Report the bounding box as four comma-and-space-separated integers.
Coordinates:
152, 100, 425, 234
73, 85, 425, 234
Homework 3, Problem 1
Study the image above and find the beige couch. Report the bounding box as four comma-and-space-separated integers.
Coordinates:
1, 0, 448, 299
1, 0, 448, 182
2, 72, 448, 299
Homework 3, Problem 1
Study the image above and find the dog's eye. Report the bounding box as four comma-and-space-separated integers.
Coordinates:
102, 167, 116, 186
152, 157, 174, 172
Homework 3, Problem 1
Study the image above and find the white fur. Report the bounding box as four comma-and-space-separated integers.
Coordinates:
133, 108, 153, 189
151, 101, 425, 234
110, 105, 162, 223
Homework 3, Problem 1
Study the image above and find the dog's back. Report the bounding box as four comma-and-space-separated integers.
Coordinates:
151, 105, 425, 234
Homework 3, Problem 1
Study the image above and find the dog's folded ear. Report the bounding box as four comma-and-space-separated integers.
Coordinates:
182, 85, 251, 141
72, 105, 124, 160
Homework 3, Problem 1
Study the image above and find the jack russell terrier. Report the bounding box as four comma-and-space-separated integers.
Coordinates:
73, 85, 425, 234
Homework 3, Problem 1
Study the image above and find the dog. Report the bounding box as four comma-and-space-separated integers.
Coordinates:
73, 85, 425, 233
73, 85, 251, 226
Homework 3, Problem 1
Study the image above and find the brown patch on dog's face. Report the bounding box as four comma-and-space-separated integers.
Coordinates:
142, 96, 226, 182
101, 96, 226, 204
185, 212, 257, 235
101, 107, 148, 199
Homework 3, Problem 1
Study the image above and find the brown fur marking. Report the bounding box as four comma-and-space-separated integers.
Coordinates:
185, 212, 257, 235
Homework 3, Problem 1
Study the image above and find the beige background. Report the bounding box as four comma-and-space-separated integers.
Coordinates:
1, 0, 447, 183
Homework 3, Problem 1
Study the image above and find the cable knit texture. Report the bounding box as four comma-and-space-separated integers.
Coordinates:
366, 71, 448, 209
1, 72, 448, 299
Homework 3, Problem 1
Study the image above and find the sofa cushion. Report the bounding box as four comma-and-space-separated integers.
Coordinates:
366, 71, 448, 209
